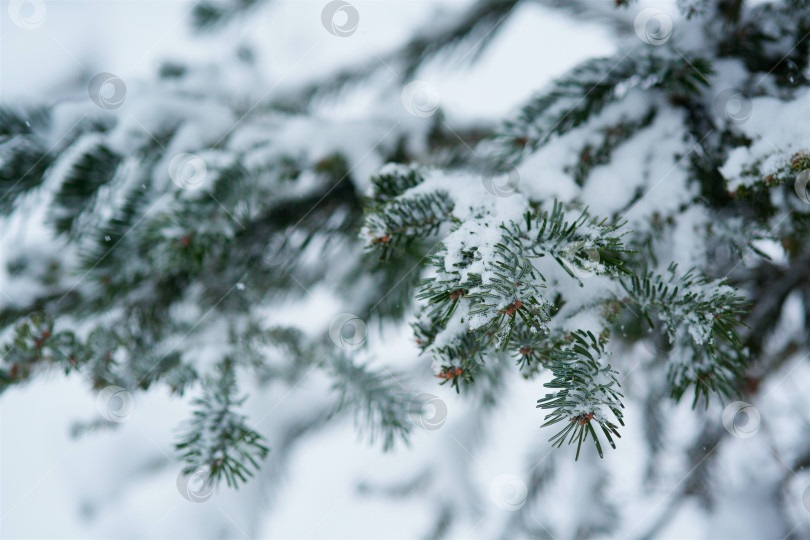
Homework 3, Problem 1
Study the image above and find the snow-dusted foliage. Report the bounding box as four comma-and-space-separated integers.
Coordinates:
2, 0, 810, 538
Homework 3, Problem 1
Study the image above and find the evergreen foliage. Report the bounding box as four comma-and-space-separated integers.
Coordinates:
1, 4, 809, 533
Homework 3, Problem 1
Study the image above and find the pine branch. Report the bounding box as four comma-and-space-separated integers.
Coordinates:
413, 200, 630, 385
363, 166, 455, 260
619, 264, 749, 406
429, 330, 490, 391
176, 360, 269, 488
465, 232, 552, 345
369, 165, 425, 201
519, 201, 631, 282
0, 106, 49, 138
0, 312, 82, 391
536, 330, 624, 460
270, 0, 521, 110
78, 181, 153, 276
51, 142, 122, 236
717, 0, 810, 87
566, 110, 656, 187
510, 325, 571, 378
82, 326, 128, 388
0, 138, 52, 214
394, 0, 521, 79
363, 192, 454, 260
0, 311, 164, 394
327, 354, 412, 451
495, 49, 713, 166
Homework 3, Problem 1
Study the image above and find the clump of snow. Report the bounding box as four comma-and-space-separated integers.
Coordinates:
720, 90, 810, 189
